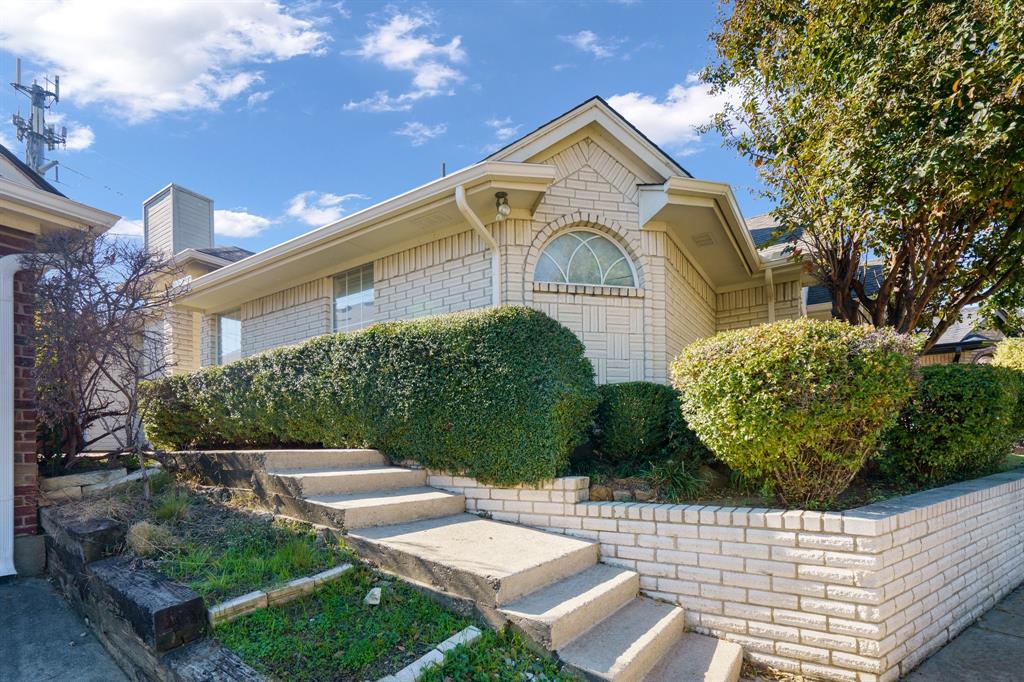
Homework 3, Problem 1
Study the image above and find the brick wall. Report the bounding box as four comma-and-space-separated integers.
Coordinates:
428, 469, 1024, 681
503, 137, 668, 381
716, 278, 803, 332
374, 230, 492, 320
241, 278, 331, 357
0, 226, 38, 537
664, 236, 716, 370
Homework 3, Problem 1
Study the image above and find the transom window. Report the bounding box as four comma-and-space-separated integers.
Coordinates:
333, 263, 374, 333
535, 230, 636, 287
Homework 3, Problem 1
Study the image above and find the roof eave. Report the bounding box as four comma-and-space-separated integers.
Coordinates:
0, 178, 120, 231
179, 160, 557, 303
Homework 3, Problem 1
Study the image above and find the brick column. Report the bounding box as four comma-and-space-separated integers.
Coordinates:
0, 226, 38, 540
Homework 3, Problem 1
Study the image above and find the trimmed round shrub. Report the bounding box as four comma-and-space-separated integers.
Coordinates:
880, 364, 1019, 486
140, 307, 599, 486
670, 319, 917, 506
591, 382, 709, 470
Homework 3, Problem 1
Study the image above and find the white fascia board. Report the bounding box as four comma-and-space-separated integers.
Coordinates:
181, 161, 556, 298
0, 179, 120, 231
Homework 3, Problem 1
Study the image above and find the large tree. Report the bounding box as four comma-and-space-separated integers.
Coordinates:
704, 0, 1024, 350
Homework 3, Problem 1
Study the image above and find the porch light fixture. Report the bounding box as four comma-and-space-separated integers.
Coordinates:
494, 192, 511, 222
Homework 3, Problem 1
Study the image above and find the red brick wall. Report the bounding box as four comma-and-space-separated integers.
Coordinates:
0, 226, 38, 537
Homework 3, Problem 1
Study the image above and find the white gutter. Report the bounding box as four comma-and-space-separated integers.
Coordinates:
0, 254, 24, 578
454, 185, 501, 307
765, 266, 776, 322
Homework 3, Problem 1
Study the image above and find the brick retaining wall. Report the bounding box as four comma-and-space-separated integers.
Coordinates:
427, 469, 1024, 681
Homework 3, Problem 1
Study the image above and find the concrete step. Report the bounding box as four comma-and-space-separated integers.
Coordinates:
559, 598, 685, 682
276, 487, 465, 530
346, 514, 600, 607
266, 466, 427, 496
262, 449, 387, 470
641, 633, 743, 682
500, 564, 639, 651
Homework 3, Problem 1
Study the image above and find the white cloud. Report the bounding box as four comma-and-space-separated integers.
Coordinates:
245, 90, 274, 109
214, 209, 272, 238
486, 117, 521, 142
0, 2, 327, 122
344, 11, 464, 112
109, 218, 143, 237
286, 191, 368, 226
48, 113, 94, 151
560, 30, 621, 59
344, 90, 418, 113
395, 121, 446, 146
606, 74, 736, 152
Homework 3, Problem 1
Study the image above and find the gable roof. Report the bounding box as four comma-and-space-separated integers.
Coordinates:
0, 143, 65, 197
484, 96, 692, 181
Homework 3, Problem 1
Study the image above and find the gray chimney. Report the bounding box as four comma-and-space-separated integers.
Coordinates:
143, 184, 214, 259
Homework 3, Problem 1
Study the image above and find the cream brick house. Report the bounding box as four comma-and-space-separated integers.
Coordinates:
161, 98, 808, 384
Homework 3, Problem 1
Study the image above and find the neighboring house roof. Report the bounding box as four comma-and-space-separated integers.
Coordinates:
483, 96, 693, 179
805, 263, 885, 307
930, 308, 1004, 353
197, 246, 254, 263
746, 213, 804, 261
0, 143, 65, 197
0, 144, 119, 232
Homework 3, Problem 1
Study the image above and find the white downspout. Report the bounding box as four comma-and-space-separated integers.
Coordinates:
765, 266, 776, 323
0, 254, 24, 578
454, 185, 501, 307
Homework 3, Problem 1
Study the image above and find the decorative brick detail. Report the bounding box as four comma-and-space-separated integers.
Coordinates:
430, 470, 1024, 681
1, 225, 38, 537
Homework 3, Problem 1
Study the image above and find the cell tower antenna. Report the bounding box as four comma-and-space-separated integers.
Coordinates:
10, 57, 67, 177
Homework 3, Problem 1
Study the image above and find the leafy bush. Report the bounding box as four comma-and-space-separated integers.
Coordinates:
993, 337, 1024, 371
591, 382, 709, 470
880, 364, 1019, 486
993, 338, 1024, 434
141, 307, 598, 485
671, 319, 917, 506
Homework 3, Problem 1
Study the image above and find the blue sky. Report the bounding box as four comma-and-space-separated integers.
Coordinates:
0, 1, 769, 251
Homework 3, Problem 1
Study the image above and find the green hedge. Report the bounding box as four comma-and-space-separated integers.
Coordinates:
671, 319, 918, 506
140, 307, 599, 485
591, 382, 709, 470
880, 364, 1019, 486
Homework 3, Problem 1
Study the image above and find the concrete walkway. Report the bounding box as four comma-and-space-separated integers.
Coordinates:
0, 577, 128, 682
906, 584, 1024, 681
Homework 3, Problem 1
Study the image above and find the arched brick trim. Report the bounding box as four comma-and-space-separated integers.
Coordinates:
524, 211, 646, 291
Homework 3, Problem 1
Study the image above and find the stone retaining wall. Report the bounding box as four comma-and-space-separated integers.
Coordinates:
427, 469, 1024, 682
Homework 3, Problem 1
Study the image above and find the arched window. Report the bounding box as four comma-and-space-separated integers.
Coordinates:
535, 230, 637, 287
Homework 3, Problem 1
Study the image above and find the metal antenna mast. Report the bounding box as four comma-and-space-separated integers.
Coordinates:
10, 58, 66, 177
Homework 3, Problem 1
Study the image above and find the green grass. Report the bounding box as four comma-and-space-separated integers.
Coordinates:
420, 629, 578, 682
149, 495, 352, 603
215, 565, 471, 681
